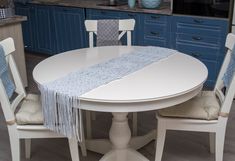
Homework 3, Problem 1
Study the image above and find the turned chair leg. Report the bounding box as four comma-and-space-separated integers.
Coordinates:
25, 139, 31, 159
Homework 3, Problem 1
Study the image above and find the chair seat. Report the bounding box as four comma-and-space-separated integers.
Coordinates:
16, 94, 43, 125
158, 91, 220, 120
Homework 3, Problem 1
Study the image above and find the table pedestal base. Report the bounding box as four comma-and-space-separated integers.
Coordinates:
86, 112, 156, 161
85, 130, 156, 154
100, 148, 149, 161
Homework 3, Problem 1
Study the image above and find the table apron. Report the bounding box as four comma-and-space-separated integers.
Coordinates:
78, 86, 203, 112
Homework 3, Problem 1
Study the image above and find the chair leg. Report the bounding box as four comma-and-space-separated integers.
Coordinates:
215, 131, 226, 161
155, 120, 166, 161
132, 112, 137, 136
85, 111, 92, 139
209, 133, 215, 154
91, 112, 96, 121
25, 139, 31, 159
80, 128, 87, 156
68, 138, 80, 161
8, 130, 20, 161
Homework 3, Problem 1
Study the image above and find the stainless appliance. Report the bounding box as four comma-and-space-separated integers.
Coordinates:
173, 0, 231, 18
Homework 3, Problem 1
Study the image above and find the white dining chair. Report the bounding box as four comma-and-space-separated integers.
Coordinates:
154, 33, 235, 161
84, 19, 138, 140
0, 37, 84, 161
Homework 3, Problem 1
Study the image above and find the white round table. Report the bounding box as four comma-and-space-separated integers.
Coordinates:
33, 46, 208, 161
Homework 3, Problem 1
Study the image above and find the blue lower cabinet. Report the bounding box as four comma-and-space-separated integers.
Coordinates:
15, 3, 56, 54
15, 3, 36, 51
171, 15, 229, 88
34, 5, 56, 54
139, 13, 171, 48
53, 7, 86, 53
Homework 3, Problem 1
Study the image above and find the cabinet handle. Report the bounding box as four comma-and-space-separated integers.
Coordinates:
192, 53, 201, 58
63, 9, 69, 12
150, 31, 160, 36
193, 19, 204, 24
100, 11, 106, 14
192, 36, 202, 41
128, 14, 134, 17
151, 15, 160, 19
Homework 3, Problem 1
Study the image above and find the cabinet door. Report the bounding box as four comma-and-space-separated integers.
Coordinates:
54, 7, 86, 53
34, 5, 56, 54
14, 3, 36, 51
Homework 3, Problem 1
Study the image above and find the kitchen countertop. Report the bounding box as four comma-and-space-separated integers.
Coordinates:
30, 0, 172, 15
0, 15, 27, 27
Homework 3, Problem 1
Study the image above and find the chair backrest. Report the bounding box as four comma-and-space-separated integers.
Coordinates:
84, 19, 135, 48
0, 38, 26, 123
213, 33, 235, 118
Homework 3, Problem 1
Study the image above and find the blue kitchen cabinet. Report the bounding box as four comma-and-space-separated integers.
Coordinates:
15, 3, 56, 54
15, 3, 36, 51
34, 5, 56, 54
53, 6, 86, 53
139, 13, 171, 48
171, 15, 229, 88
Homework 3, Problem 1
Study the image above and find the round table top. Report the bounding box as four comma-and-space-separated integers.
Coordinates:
33, 46, 208, 112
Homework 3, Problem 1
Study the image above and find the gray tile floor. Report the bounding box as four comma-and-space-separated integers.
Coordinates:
0, 53, 235, 161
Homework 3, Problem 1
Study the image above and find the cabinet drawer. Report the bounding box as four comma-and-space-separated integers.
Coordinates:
144, 13, 168, 24
176, 33, 220, 47
172, 15, 228, 37
173, 15, 228, 28
175, 23, 221, 37
87, 9, 120, 19
144, 24, 167, 40
176, 42, 219, 61
143, 39, 168, 47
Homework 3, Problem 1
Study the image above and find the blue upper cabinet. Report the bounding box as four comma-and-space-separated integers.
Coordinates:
171, 15, 229, 88
15, 3, 36, 51
139, 13, 171, 48
53, 7, 86, 53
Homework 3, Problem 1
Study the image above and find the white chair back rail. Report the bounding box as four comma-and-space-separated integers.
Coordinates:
85, 19, 135, 47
